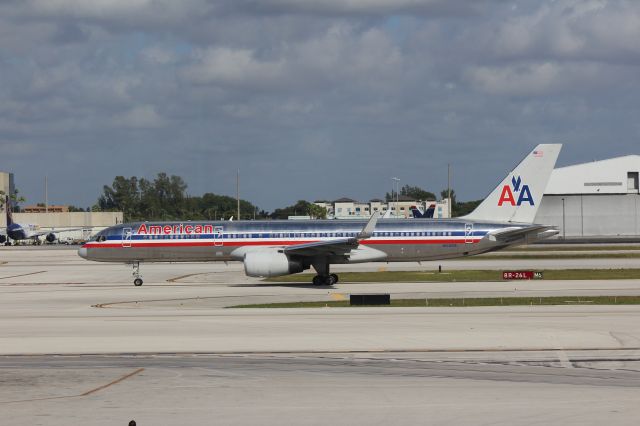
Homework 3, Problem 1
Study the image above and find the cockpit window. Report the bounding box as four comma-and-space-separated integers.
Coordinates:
89, 232, 108, 242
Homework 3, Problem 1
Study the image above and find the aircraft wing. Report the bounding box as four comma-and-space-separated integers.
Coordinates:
30, 228, 87, 238
284, 238, 358, 256
487, 225, 556, 243
284, 212, 380, 257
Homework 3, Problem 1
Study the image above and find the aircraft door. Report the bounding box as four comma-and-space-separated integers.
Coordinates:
464, 223, 473, 244
214, 226, 223, 246
122, 227, 132, 248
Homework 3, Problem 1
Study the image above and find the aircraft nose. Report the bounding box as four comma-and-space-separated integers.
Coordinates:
77, 247, 87, 259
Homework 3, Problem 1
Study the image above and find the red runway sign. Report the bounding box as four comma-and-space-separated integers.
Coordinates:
502, 271, 543, 280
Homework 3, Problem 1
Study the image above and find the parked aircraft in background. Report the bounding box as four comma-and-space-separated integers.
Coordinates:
410, 204, 436, 218
0, 196, 82, 245
79, 144, 562, 286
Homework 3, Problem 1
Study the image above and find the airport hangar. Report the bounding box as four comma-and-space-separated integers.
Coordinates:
535, 155, 640, 238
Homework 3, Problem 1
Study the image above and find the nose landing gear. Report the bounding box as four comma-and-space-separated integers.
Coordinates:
132, 261, 143, 286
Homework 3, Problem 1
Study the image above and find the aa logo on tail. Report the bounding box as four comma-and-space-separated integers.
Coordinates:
498, 176, 534, 206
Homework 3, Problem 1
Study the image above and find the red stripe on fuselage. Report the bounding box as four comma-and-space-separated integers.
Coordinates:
82, 238, 480, 249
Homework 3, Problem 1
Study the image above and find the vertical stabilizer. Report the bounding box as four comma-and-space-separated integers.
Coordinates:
464, 144, 562, 223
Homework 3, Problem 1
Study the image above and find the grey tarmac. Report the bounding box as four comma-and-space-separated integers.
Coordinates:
1, 247, 640, 425
2, 352, 640, 426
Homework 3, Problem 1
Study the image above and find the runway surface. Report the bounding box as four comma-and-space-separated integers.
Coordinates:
1, 247, 640, 425
3, 351, 640, 426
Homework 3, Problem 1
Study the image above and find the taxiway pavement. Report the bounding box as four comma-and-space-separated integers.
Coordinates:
1, 247, 640, 425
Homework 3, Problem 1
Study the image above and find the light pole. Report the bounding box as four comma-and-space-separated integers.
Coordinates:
562, 197, 566, 239
44, 176, 48, 214
447, 163, 451, 218
391, 177, 400, 218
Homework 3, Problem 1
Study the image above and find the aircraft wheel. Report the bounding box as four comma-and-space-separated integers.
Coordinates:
133, 278, 143, 287
330, 273, 339, 284
312, 276, 323, 286
325, 275, 336, 286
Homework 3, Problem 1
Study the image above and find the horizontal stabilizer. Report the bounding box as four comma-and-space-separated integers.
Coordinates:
487, 225, 557, 244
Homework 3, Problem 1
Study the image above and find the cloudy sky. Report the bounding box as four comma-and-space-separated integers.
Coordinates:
1, 0, 639, 211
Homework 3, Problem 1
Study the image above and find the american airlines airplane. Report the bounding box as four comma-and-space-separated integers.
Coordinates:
79, 144, 561, 286
0, 196, 81, 245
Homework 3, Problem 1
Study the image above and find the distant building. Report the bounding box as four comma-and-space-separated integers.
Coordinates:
536, 155, 640, 237
315, 197, 450, 219
13, 211, 123, 242
23, 205, 70, 213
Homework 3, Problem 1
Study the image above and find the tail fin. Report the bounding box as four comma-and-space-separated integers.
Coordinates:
411, 205, 436, 219
5, 195, 13, 226
425, 203, 435, 218
410, 206, 424, 218
464, 144, 561, 223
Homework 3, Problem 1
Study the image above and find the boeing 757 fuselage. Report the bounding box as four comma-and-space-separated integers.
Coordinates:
79, 144, 562, 286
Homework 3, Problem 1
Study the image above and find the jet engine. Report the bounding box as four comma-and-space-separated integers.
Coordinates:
243, 250, 304, 278
45, 233, 57, 243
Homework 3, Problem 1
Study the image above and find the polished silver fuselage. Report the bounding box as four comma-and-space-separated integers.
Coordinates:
80, 219, 535, 263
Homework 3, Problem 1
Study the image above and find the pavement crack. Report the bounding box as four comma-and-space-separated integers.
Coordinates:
0, 368, 145, 404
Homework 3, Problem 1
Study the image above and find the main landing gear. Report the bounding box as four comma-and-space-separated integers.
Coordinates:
312, 274, 339, 286
311, 259, 339, 286
132, 261, 143, 286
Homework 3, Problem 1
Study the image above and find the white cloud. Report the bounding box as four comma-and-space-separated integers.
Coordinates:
466, 62, 563, 96
181, 24, 404, 92
182, 47, 285, 87
234, 0, 484, 17
26, 0, 194, 19
489, 0, 640, 61
464, 61, 634, 96
141, 46, 177, 65
116, 105, 164, 128
1, 0, 639, 211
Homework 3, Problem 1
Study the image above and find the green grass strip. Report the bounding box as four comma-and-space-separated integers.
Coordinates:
503, 245, 640, 252
266, 269, 640, 283
231, 295, 640, 309
472, 253, 640, 260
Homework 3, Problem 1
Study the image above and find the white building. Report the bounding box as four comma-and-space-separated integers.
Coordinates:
12, 211, 124, 242
315, 197, 450, 220
536, 155, 640, 237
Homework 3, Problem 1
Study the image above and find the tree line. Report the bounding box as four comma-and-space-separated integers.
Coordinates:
3, 173, 480, 220
94, 173, 266, 222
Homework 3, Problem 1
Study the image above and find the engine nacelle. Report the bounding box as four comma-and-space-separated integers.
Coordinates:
243, 250, 304, 278
45, 233, 57, 243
